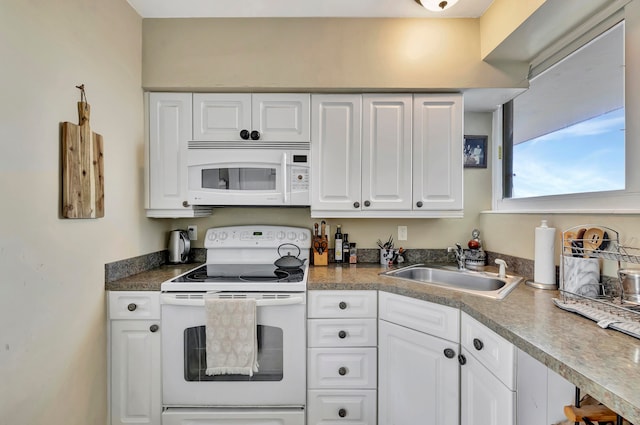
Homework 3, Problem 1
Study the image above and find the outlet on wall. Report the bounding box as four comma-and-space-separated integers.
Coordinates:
187, 225, 197, 240
398, 225, 408, 241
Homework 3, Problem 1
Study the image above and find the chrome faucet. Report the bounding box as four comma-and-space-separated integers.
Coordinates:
448, 243, 466, 270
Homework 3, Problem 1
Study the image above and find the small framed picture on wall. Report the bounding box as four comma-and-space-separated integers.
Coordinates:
463, 135, 488, 168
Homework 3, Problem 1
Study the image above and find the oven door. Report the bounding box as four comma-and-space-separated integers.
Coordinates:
187, 149, 309, 206
161, 292, 306, 407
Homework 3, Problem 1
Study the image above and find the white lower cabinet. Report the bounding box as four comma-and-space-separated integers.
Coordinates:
307, 291, 378, 425
108, 291, 161, 425
516, 348, 575, 425
460, 312, 515, 425
460, 346, 515, 425
378, 292, 460, 425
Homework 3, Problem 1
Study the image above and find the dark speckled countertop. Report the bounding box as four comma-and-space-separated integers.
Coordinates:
106, 263, 640, 423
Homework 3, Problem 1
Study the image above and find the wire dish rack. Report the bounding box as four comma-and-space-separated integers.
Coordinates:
553, 291, 640, 339
553, 225, 640, 340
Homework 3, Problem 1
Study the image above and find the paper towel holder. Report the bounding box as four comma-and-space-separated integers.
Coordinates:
526, 219, 558, 290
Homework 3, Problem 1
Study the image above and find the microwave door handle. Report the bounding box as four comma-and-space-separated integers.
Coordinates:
282, 152, 288, 204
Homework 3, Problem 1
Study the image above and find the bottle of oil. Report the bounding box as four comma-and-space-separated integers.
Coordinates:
342, 234, 350, 263
334, 225, 343, 263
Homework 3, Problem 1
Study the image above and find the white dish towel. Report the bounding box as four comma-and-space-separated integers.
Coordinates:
205, 298, 259, 376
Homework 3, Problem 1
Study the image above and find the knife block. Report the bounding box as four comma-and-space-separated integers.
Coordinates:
314, 251, 328, 266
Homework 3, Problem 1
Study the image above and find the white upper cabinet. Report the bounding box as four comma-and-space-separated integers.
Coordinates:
193, 93, 310, 142
311, 94, 362, 212
146, 92, 212, 217
413, 94, 463, 211
311, 93, 463, 218
361, 94, 413, 211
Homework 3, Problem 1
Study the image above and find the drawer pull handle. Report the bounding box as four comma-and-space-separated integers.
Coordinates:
338, 330, 347, 339
338, 367, 348, 376
149, 324, 159, 333
443, 348, 456, 359
338, 301, 347, 310
338, 408, 347, 418
473, 338, 484, 351
127, 303, 137, 312
458, 353, 467, 366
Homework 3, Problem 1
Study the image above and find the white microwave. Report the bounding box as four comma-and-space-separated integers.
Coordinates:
187, 143, 310, 206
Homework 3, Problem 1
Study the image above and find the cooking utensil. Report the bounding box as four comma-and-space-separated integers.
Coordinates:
320, 220, 326, 238
314, 223, 319, 238
583, 228, 607, 252
274, 243, 307, 269
618, 268, 640, 303
61, 88, 104, 218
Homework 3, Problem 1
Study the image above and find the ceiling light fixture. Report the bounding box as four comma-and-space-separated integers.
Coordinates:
414, 0, 459, 12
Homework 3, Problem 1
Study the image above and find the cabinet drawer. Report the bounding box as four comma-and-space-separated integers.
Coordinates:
108, 291, 160, 320
308, 291, 377, 318
307, 389, 377, 425
461, 312, 515, 390
308, 348, 377, 389
308, 319, 377, 347
379, 291, 459, 343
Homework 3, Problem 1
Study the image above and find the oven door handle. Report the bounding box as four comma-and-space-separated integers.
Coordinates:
161, 295, 305, 307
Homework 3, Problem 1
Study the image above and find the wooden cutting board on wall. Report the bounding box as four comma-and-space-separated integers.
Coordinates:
61, 101, 104, 218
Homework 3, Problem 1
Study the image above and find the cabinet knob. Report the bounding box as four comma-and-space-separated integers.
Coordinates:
364, 200, 371, 207
338, 408, 347, 418
338, 301, 347, 310
149, 324, 159, 333
443, 348, 456, 359
338, 367, 348, 376
458, 353, 467, 366
182, 200, 190, 208
240, 129, 250, 140
353, 201, 360, 208
416, 201, 423, 208
338, 330, 347, 339
127, 303, 137, 311
250, 130, 261, 140
473, 338, 484, 351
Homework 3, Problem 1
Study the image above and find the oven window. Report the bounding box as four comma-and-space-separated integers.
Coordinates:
184, 325, 284, 381
202, 168, 276, 191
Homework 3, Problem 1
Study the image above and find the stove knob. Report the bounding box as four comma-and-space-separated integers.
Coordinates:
276, 231, 286, 240
287, 231, 296, 240
219, 232, 228, 240
208, 232, 217, 241
298, 232, 308, 241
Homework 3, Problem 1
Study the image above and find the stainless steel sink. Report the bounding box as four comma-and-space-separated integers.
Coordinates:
381, 264, 523, 300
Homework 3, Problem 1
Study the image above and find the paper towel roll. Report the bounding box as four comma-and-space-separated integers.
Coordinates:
534, 220, 556, 285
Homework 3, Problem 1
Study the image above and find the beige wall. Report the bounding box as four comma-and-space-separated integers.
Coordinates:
0, 1, 168, 424
142, 18, 526, 91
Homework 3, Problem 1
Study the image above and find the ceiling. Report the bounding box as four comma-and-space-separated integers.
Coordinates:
126, 0, 495, 19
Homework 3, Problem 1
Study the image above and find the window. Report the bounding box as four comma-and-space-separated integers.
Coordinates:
493, 18, 639, 213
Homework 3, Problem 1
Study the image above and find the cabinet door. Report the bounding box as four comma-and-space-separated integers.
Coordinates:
148, 93, 192, 211
378, 320, 459, 425
193, 93, 251, 141
252, 94, 310, 142
412, 94, 463, 211
516, 348, 575, 425
110, 320, 161, 425
311, 95, 362, 212
461, 347, 515, 425
361, 94, 412, 211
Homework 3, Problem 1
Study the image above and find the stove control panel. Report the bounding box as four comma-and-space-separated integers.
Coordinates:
204, 225, 311, 249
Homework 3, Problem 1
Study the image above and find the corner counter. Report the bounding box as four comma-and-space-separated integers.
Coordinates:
105, 262, 640, 423
309, 264, 640, 424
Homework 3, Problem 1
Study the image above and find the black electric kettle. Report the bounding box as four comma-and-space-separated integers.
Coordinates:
168, 230, 191, 264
